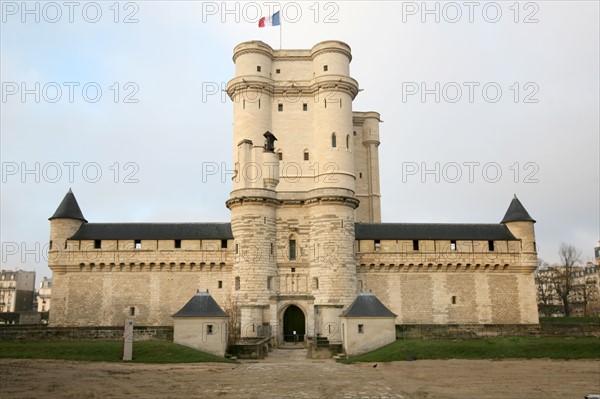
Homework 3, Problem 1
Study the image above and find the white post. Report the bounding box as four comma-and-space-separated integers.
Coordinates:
123, 319, 134, 361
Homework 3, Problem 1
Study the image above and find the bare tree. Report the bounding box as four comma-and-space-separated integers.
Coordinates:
575, 275, 599, 317
534, 258, 555, 316
551, 243, 582, 317
224, 294, 241, 345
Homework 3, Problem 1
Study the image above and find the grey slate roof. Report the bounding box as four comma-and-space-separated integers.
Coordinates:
355, 223, 516, 240
172, 291, 228, 317
70, 223, 233, 240
341, 292, 397, 318
501, 195, 536, 223
49, 189, 87, 222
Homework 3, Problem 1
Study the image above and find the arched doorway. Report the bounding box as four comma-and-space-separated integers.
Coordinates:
283, 305, 305, 342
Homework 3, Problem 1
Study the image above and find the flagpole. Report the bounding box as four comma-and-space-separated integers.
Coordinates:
279, 18, 282, 49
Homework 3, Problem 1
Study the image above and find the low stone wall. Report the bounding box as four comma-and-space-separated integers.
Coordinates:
228, 337, 271, 359
0, 325, 173, 341
396, 323, 600, 339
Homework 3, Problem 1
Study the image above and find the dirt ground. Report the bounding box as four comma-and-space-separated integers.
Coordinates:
1, 348, 599, 399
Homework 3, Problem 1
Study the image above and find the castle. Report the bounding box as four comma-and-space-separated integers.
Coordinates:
48, 41, 539, 344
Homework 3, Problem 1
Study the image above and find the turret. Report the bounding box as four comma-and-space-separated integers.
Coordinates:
48, 189, 87, 255
501, 195, 537, 270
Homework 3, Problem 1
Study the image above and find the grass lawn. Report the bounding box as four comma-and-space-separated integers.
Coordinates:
344, 337, 600, 363
0, 340, 236, 363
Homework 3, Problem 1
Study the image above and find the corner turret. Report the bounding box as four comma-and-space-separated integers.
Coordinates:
501, 195, 537, 270
49, 189, 86, 256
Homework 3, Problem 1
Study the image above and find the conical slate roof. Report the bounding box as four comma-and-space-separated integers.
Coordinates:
49, 189, 87, 222
501, 195, 535, 223
341, 292, 397, 318
172, 291, 228, 318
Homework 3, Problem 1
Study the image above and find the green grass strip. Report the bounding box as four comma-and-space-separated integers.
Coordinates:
0, 340, 236, 363
344, 337, 600, 363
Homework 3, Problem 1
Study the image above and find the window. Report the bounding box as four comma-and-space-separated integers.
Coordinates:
276, 68, 280, 74
129, 307, 136, 316
267, 276, 272, 290
488, 240, 494, 251
313, 277, 319, 290
359, 172, 362, 179
346, 134, 350, 148
353, 131, 357, 136
304, 151, 309, 161
303, 103, 308, 111
331, 133, 337, 148
134, 240, 142, 249
450, 240, 457, 251
278, 103, 283, 112
218, 280, 223, 289
358, 324, 364, 334
243, 99, 245, 109
258, 99, 261, 109
257, 65, 261, 72
291, 267, 296, 273
323, 65, 328, 71
235, 244, 239, 254
49, 240, 52, 250
270, 243, 274, 255
413, 240, 419, 251
207, 324, 214, 335
289, 239, 297, 261
451, 296, 457, 305
221, 239, 228, 249
235, 277, 240, 290
174, 239, 181, 249
278, 151, 283, 161
374, 240, 381, 251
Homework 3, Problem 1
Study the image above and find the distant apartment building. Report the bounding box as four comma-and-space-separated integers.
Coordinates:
37, 277, 52, 312
0, 270, 36, 313
595, 241, 600, 266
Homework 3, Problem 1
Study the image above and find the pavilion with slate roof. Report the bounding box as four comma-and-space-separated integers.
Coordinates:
340, 291, 397, 356
172, 290, 228, 356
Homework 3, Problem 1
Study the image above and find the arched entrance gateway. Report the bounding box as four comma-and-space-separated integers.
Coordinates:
282, 305, 305, 342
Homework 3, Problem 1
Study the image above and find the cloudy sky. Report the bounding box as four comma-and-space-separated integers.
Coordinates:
1, 1, 598, 281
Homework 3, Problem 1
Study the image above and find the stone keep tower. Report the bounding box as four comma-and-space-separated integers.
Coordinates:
226, 41, 378, 341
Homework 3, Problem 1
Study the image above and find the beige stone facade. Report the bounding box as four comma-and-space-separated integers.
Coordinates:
47, 41, 540, 346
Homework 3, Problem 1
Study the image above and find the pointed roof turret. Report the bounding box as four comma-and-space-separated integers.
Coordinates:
341, 292, 397, 318
501, 194, 535, 224
49, 189, 87, 222
172, 291, 227, 318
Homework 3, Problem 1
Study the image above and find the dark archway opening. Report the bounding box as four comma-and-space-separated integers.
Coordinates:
283, 305, 305, 342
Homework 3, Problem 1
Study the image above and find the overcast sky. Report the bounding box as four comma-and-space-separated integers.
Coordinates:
1, 1, 599, 282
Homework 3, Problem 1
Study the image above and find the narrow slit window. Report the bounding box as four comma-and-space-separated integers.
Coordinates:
278, 151, 283, 161
324, 99, 327, 108
303, 103, 308, 111
258, 99, 261, 109
174, 239, 181, 249
49, 240, 53, 250
413, 240, 419, 251
235, 276, 240, 290
359, 172, 362, 178
304, 151, 309, 161
94, 240, 101, 249
451, 296, 457, 305
331, 133, 337, 148
353, 131, 357, 136
129, 307, 136, 316
358, 324, 364, 333
267, 276, 272, 290
323, 65, 328, 71
243, 99, 245, 109
488, 240, 494, 251
346, 134, 349, 148
289, 239, 297, 261
218, 280, 223, 289
256, 65, 261, 72
278, 103, 283, 112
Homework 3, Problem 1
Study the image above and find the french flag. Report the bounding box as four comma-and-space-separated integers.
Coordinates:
259, 11, 281, 27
